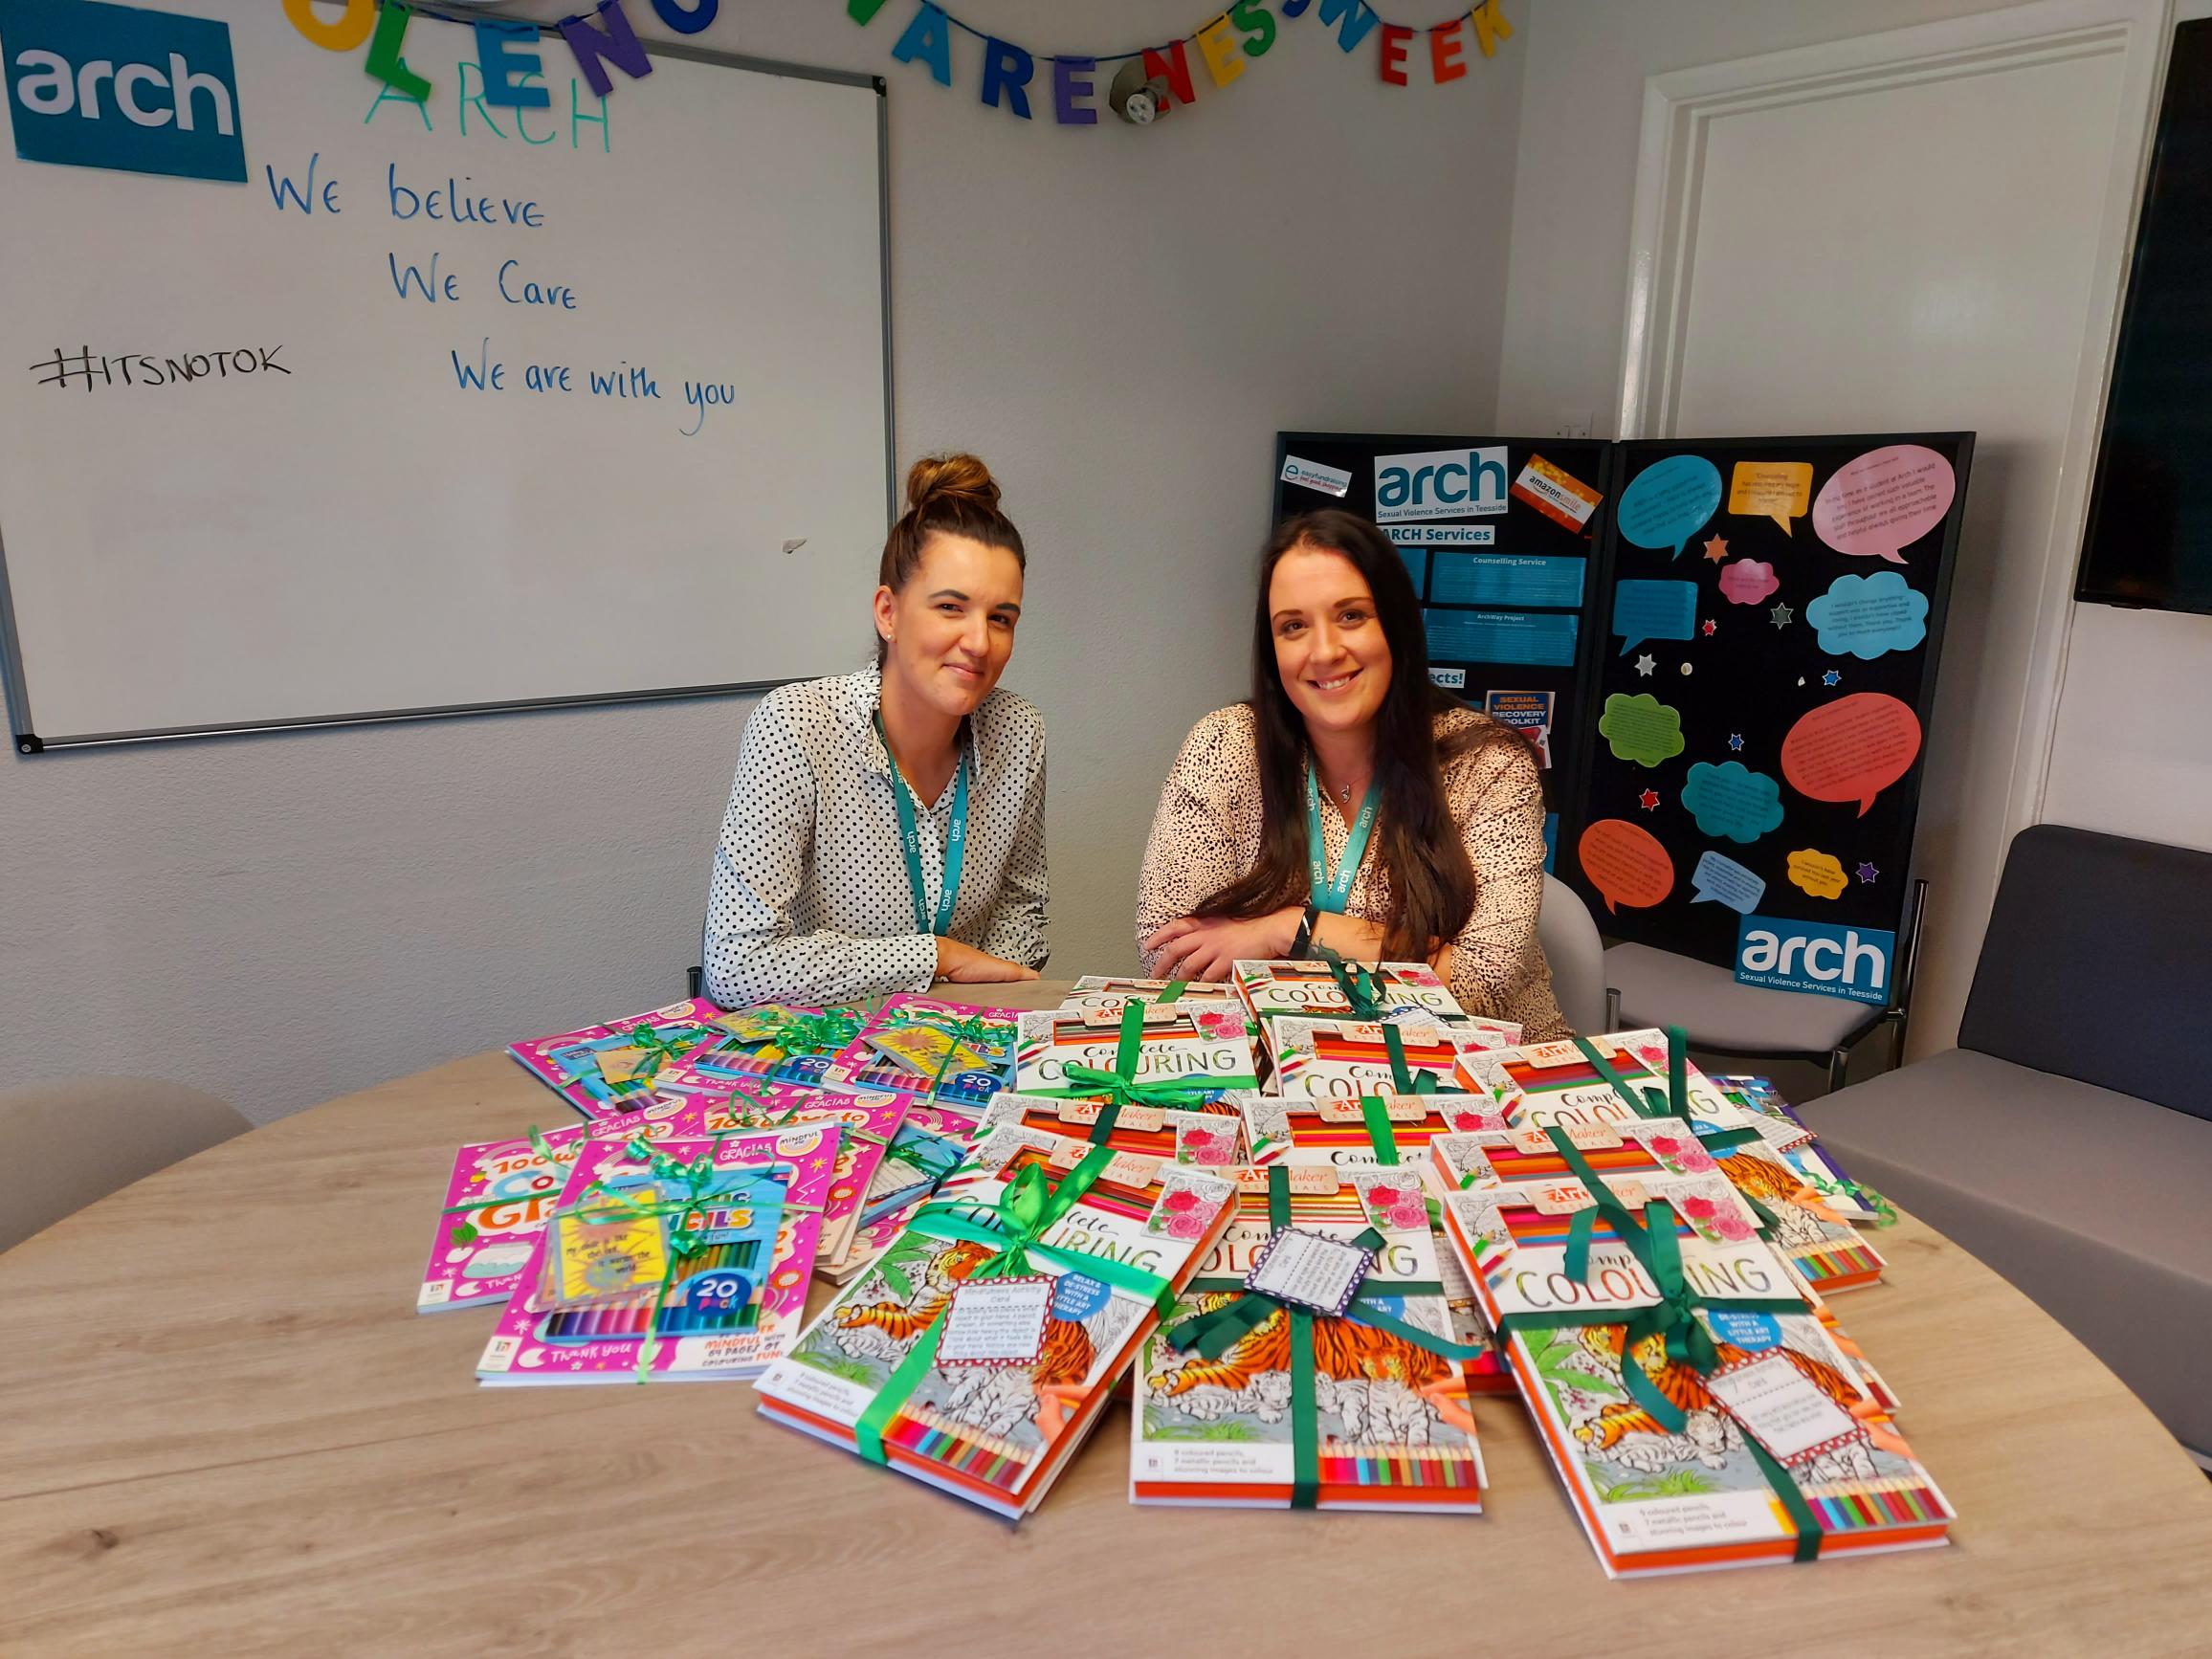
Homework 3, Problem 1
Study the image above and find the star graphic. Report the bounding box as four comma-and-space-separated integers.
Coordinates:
1702, 535, 1730, 562
1727, 733, 1745, 752
1770, 602, 1794, 629
1822, 669, 1842, 687
1638, 788, 1661, 811
1634, 653, 1656, 676
1701, 619, 1716, 636
1857, 862, 1879, 884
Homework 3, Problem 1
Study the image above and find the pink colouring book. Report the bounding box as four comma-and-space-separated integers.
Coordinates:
476, 1125, 840, 1383
506, 997, 727, 1120
418, 1123, 588, 1314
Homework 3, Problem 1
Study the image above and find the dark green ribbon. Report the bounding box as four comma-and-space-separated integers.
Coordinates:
852, 1143, 1175, 1464
1316, 942, 1386, 1020
1494, 1127, 1825, 1561
1164, 1165, 1488, 1509
1380, 1022, 1440, 1095
1061, 1000, 1226, 1143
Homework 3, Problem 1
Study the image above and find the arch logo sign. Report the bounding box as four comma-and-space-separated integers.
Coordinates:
1374, 446, 1509, 523
1, 0, 246, 183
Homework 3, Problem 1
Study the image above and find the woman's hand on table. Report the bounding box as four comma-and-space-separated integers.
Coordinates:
1144, 906, 1301, 982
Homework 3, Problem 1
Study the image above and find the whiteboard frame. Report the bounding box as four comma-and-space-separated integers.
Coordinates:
0, 40, 894, 755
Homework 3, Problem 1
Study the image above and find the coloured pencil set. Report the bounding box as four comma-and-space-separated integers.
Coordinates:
439, 987, 1928, 1567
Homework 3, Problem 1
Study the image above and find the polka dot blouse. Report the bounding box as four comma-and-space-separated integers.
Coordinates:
704, 665, 1049, 1008
1135, 702, 1568, 1040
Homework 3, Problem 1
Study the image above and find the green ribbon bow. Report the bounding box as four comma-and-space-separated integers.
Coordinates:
1494, 1127, 1827, 1560
1164, 1165, 1488, 1509
853, 1143, 1176, 1465
745, 1006, 866, 1065
909, 1009, 1001, 1099
1060, 1001, 1228, 1144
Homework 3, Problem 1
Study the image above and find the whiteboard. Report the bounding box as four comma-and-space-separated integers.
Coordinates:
0, 8, 891, 748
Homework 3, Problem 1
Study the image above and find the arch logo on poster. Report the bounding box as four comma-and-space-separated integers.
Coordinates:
1374, 446, 1508, 522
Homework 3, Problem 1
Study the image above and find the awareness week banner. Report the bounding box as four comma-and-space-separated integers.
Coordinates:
1272, 431, 1974, 1004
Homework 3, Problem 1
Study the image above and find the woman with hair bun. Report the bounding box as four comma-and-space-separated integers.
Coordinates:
702, 453, 1047, 1006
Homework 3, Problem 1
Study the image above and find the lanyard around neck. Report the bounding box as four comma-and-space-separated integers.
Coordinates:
1305, 767, 1379, 915
875, 710, 968, 937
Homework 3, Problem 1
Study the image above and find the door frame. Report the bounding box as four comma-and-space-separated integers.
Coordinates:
1613, 0, 2173, 903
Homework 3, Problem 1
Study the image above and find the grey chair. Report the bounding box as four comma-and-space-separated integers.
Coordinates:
1797, 826, 2212, 1461
1603, 878, 1928, 1092
0, 1076, 249, 1252
1537, 873, 1607, 1036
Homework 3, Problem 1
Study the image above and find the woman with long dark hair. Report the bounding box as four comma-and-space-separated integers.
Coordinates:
702, 453, 1047, 1007
1136, 508, 1566, 1038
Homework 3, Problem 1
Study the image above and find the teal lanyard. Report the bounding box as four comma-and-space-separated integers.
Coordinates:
875, 712, 968, 937
1305, 768, 1379, 915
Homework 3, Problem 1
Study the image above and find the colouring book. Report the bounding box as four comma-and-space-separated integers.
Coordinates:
1438, 1181, 1951, 1575
756, 1129, 1236, 1518
476, 1125, 838, 1383
506, 998, 726, 1119
1131, 1156, 1487, 1511
822, 994, 1021, 1108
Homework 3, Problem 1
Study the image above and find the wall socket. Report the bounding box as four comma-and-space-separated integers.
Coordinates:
1553, 409, 1594, 440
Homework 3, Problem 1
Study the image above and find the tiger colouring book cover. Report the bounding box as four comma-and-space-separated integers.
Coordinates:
1439, 1184, 1952, 1576
1129, 1158, 1488, 1512
754, 1129, 1237, 1518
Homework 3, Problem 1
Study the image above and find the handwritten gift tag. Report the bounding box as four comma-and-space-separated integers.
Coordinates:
938, 1277, 1053, 1367
1245, 1227, 1374, 1316
1704, 1351, 1865, 1464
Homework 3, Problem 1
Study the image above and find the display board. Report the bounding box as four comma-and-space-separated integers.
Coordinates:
0, 5, 892, 747
1571, 434, 1971, 1002
1272, 431, 1618, 870
1268, 430, 1973, 1005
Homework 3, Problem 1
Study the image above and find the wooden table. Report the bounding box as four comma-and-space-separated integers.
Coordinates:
5, 981, 2210, 1656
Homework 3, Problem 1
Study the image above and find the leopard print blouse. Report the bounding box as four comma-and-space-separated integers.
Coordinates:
1135, 702, 1570, 1040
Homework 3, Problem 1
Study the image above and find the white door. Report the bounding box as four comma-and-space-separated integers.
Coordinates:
1617, 0, 2167, 1057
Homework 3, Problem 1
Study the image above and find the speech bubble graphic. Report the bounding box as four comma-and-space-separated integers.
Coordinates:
1804, 569, 1929, 660
1580, 819, 1675, 915
1612, 578, 1698, 654
1786, 848, 1849, 899
1680, 761, 1784, 843
1781, 693, 1923, 816
1691, 850, 1767, 913
1728, 461, 1814, 535
1812, 444, 1956, 564
1599, 692, 1686, 768
1617, 453, 1724, 559
1716, 559, 1781, 607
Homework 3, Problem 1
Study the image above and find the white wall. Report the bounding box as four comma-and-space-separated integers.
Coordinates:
2043, 604, 2212, 852
0, 1, 1526, 1123
1494, 0, 2033, 437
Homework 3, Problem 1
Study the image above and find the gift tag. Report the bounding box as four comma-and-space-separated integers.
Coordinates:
543, 1188, 670, 1308
1245, 1227, 1374, 1316
1705, 1351, 1866, 1464
593, 1046, 650, 1086
937, 1276, 1053, 1367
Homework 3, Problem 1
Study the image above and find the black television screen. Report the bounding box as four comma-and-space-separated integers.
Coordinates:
2076, 19, 2212, 615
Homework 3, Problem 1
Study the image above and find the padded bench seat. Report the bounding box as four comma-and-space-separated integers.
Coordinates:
1800, 1047, 2212, 1454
